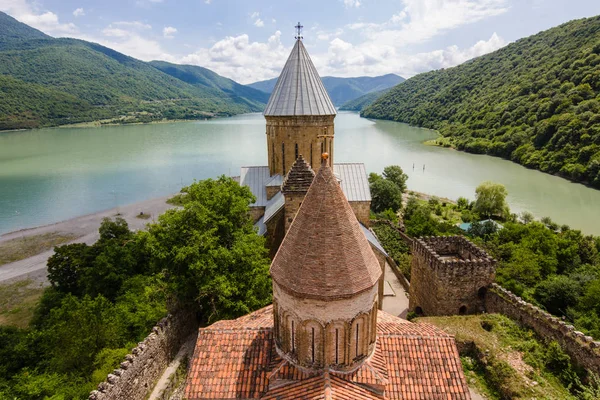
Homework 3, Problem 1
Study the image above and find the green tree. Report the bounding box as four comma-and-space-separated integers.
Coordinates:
144, 176, 271, 322
473, 181, 509, 219
370, 179, 403, 213
382, 165, 408, 193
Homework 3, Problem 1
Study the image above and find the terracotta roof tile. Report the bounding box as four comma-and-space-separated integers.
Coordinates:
270, 163, 382, 300
184, 307, 470, 400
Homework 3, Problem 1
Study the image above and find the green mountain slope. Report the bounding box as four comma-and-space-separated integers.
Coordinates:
249, 73, 404, 106
149, 61, 270, 109
0, 11, 266, 130
0, 11, 49, 43
339, 88, 394, 111
363, 16, 600, 188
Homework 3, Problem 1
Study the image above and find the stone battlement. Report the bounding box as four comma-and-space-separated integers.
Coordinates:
486, 283, 600, 374
89, 309, 197, 400
409, 236, 496, 316
412, 236, 496, 279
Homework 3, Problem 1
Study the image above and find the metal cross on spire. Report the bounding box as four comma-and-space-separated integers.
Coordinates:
295, 22, 303, 40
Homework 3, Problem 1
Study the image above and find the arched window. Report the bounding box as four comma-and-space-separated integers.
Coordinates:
459, 305, 467, 315
271, 142, 275, 169
295, 143, 299, 160
310, 144, 313, 167
478, 287, 487, 300
282, 143, 286, 174
291, 319, 295, 352
326, 322, 346, 365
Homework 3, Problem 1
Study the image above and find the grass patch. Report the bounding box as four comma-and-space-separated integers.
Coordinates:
136, 212, 152, 220
419, 314, 597, 399
0, 232, 79, 266
166, 194, 186, 206
0, 279, 45, 328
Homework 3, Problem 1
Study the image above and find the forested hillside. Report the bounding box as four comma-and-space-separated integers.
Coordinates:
363, 16, 600, 188
0, 12, 266, 130
339, 88, 393, 111
249, 73, 404, 106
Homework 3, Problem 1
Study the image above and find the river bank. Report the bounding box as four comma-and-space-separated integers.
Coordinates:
0, 195, 175, 283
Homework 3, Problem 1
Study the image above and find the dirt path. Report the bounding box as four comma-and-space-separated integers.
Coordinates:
0, 195, 175, 284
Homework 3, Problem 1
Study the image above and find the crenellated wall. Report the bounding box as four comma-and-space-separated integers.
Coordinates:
485, 283, 600, 375
88, 309, 198, 400
409, 236, 496, 316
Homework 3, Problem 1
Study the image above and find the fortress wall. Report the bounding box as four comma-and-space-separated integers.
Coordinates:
89, 309, 198, 400
485, 283, 600, 374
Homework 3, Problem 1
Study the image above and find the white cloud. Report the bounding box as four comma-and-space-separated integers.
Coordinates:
163, 26, 177, 38
113, 21, 152, 30
343, 0, 361, 8
72, 8, 85, 17
0, 0, 77, 35
205, 0, 212, 3
350, 0, 509, 47
249, 12, 264, 28
180, 31, 290, 84
313, 32, 506, 78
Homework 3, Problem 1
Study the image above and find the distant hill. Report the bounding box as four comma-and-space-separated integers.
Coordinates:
0, 11, 266, 130
249, 73, 404, 106
363, 16, 600, 189
149, 61, 270, 108
339, 88, 395, 112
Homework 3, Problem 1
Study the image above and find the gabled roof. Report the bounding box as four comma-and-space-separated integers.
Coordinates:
184, 306, 471, 400
263, 192, 285, 224
334, 163, 371, 202
264, 40, 336, 117
240, 166, 270, 206
270, 162, 382, 300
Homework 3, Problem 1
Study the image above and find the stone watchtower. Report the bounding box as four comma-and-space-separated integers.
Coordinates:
409, 236, 497, 316
263, 28, 336, 176
270, 159, 382, 371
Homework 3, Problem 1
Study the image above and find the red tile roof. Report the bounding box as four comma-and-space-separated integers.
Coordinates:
270, 163, 382, 301
184, 306, 471, 400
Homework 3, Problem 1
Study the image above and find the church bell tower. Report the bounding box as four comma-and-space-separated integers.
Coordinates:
264, 23, 337, 176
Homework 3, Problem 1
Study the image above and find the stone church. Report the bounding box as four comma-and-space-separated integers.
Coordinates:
183, 30, 471, 400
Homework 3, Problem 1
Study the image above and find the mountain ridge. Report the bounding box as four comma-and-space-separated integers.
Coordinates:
249, 73, 404, 106
0, 11, 268, 130
362, 15, 600, 189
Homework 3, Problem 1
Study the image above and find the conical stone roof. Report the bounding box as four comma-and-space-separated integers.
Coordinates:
270, 160, 382, 300
264, 40, 337, 117
281, 155, 314, 193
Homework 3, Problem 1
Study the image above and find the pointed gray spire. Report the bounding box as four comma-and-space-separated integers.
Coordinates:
264, 40, 337, 116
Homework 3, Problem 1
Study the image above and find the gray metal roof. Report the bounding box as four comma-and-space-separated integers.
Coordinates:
264, 40, 337, 116
240, 166, 270, 206
334, 163, 372, 202
360, 223, 388, 257
265, 174, 283, 187
263, 191, 285, 223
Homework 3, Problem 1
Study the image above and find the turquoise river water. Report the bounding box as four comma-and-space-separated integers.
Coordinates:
1, 112, 599, 235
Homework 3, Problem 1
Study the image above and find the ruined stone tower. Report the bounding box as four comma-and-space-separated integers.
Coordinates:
409, 236, 496, 316
263, 36, 336, 176
270, 158, 382, 371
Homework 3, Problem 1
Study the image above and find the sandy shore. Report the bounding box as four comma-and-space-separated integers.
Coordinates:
0, 195, 176, 283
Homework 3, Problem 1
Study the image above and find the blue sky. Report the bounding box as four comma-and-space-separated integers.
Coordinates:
1, 0, 599, 83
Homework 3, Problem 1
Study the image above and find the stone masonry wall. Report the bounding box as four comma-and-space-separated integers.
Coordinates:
409, 236, 496, 316
266, 115, 335, 176
485, 283, 600, 375
349, 201, 370, 227
89, 309, 198, 400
